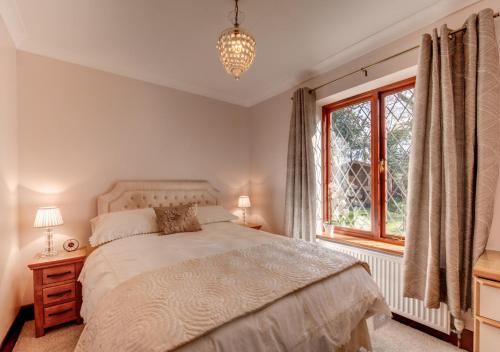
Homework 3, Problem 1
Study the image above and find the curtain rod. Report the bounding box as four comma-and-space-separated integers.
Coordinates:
291, 11, 499, 98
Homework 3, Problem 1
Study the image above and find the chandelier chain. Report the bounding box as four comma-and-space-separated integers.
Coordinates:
234, 0, 239, 27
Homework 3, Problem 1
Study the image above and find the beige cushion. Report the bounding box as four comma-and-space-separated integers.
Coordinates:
154, 204, 201, 235
89, 208, 159, 247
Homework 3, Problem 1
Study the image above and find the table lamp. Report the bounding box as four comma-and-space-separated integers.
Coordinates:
33, 206, 64, 257
238, 196, 251, 224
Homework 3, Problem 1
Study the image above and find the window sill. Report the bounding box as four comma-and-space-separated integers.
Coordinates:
317, 233, 404, 256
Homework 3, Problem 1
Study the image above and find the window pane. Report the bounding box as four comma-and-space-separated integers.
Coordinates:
329, 100, 372, 231
384, 88, 414, 236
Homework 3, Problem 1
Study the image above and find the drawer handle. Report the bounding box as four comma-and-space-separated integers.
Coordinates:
47, 289, 72, 298
48, 308, 73, 317
46, 271, 72, 278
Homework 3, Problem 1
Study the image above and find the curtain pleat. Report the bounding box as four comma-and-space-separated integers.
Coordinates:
403, 9, 500, 319
285, 88, 317, 241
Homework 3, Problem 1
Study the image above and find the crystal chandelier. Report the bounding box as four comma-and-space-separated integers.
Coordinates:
216, 0, 256, 80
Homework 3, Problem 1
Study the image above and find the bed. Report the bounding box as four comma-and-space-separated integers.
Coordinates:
75, 180, 390, 352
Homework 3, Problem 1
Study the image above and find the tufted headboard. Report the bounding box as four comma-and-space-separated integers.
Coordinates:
97, 180, 220, 215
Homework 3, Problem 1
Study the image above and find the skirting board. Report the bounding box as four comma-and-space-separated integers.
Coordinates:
0, 305, 34, 352
393, 313, 473, 352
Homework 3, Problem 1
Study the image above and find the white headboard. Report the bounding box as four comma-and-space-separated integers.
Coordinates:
97, 180, 220, 215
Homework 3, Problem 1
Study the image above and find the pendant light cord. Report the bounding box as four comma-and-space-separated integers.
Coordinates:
234, 0, 239, 27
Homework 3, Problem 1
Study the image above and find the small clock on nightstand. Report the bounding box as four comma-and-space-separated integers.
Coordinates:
27, 248, 87, 337
239, 222, 262, 230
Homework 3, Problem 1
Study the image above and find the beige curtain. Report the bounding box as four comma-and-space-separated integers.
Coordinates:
403, 9, 500, 320
285, 87, 317, 241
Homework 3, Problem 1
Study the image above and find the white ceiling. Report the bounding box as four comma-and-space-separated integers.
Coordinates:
0, 0, 478, 106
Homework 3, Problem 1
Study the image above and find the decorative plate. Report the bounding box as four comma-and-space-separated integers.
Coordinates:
63, 239, 80, 252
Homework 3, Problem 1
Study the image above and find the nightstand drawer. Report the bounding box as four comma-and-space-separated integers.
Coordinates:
478, 279, 500, 322
43, 282, 76, 305
44, 301, 77, 328
477, 319, 500, 352
42, 264, 75, 285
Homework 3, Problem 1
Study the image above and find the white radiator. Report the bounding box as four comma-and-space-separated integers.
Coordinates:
320, 240, 450, 334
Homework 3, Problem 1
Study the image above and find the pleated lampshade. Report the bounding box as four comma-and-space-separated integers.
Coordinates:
238, 196, 251, 208
33, 206, 64, 228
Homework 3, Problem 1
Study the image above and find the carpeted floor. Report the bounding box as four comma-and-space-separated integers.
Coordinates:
370, 320, 464, 352
13, 319, 464, 351
13, 321, 82, 352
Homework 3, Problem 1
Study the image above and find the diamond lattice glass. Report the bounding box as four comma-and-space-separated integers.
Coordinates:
384, 88, 414, 236
329, 100, 372, 231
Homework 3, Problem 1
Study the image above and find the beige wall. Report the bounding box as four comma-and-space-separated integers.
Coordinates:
1, 0, 499, 337
249, 90, 291, 233
16, 51, 251, 304
249, 0, 500, 253
0, 15, 19, 342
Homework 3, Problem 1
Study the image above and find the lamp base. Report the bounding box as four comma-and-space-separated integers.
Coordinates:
42, 228, 58, 257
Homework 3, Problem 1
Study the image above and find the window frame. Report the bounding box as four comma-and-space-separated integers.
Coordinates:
321, 77, 416, 245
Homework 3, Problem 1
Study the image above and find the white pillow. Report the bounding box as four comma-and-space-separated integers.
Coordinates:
89, 208, 159, 247
196, 205, 238, 225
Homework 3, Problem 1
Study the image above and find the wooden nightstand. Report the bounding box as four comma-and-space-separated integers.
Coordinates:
27, 248, 87, 337
473, 250, 500, 352
238, 222, 262, 230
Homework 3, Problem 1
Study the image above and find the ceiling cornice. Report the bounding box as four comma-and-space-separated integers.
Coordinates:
0, 0, 482, 108
0, 0, 26, 46
244, 0, 481, 107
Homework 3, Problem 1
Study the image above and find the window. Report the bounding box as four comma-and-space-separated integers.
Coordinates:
322, 77, 415, 243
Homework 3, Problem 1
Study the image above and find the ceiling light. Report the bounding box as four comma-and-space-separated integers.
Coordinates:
216, 0, 256, 80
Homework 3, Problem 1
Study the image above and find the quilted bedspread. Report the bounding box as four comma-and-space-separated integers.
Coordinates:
75, 238, 370, 352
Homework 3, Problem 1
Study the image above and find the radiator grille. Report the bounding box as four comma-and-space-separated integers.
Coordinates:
321, 240, 450, 334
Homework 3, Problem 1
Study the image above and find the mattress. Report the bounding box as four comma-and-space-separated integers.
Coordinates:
79, 222, 390, 351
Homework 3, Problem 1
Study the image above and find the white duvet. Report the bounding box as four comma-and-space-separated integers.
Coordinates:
79, 222, 390, 351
